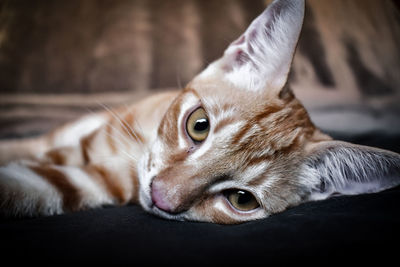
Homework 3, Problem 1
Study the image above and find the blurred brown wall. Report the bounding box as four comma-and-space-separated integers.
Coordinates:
0, 0, 264, 93
0, 0, 399, 100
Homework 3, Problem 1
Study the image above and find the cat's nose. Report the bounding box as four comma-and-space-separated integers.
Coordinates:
151, 179, 173, 213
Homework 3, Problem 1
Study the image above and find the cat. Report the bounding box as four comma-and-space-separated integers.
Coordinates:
0, 0, 399, 224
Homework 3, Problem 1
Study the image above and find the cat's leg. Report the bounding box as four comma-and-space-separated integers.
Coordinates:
0, 112, 107, 165
0, 108, 145, 217
0, 137, 50, 166
0, 159, 138, 217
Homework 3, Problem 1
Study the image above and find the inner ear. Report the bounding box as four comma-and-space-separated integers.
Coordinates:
217, 0, 305, 93
302, 141, 400, 201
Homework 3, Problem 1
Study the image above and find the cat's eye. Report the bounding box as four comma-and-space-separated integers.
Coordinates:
186, 107, 210, 142
225, 190, 259, 212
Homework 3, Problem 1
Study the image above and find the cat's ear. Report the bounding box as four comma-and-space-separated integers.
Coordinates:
301, 141, 400, 201
199, 0, 305, 93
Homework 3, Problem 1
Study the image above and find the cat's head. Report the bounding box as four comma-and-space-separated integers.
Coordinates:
138, 0, 400, 224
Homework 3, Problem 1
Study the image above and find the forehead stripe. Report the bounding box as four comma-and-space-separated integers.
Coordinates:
157, 94, 183, 148
231, 104, 283, 145
213, 116, 237, 134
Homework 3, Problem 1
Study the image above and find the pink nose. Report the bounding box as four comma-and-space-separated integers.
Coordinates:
151, 179, 173, 212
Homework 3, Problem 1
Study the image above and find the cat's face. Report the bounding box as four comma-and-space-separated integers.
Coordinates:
137, 0, 400, 224
137, 0, 310, 223
138, 75, 322, 224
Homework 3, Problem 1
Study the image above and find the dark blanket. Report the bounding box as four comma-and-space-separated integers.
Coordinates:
1, 134, 399, 265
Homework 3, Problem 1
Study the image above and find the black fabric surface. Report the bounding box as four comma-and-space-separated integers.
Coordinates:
1, 135, 400, 265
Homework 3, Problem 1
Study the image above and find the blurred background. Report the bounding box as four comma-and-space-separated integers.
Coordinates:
0, 0, 399, 151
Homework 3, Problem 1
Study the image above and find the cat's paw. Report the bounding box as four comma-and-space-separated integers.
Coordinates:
0, 162, 63, 217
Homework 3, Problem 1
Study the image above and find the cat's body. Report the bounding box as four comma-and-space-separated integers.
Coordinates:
0, 91, 177, 215
1, 0, 399, 224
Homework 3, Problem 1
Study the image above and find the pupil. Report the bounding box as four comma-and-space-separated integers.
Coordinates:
194, 119, 209, 131
237, 191, 251, 204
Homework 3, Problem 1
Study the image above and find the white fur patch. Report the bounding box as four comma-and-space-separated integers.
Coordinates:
53, 114, 106, 147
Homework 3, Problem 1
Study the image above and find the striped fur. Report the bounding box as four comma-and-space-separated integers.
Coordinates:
1, 0, 399, 224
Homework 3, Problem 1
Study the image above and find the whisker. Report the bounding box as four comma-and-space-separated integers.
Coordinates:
98, 102, 146, 151
123, 103, 147, 146
85, 107, 139, 159
87, 154, 137, 168
102, 130, 138, 161
83, 133, 138, 163
121, 151, 138, 162
105, 133, 137, 160
120, 104, 147, 148
85, 107, 134, 147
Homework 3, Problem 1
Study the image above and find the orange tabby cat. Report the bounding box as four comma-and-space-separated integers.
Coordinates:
0, 0, 399, 224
